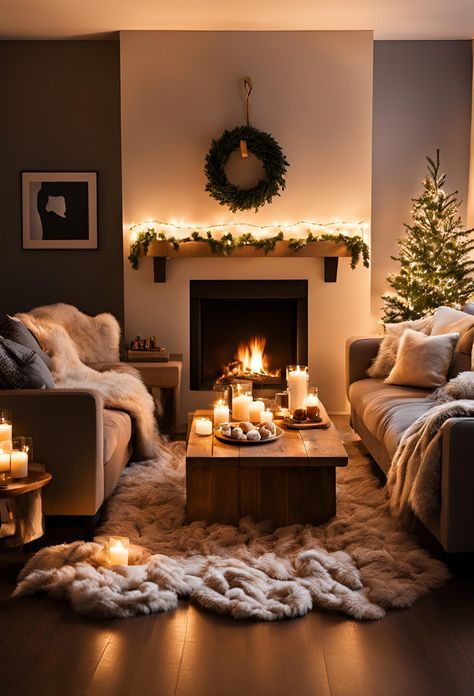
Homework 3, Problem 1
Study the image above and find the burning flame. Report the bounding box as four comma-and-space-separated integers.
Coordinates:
236, 336, 269, 375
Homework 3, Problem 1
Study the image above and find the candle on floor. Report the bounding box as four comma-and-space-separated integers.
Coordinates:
260, 409, 274, 423
109, 537, 129, 566
213, 400, 230, 427
287, 365, 309, 413
10, 450, 28, 479
249, 400, 264, 423
304, 388, 320, 418
195, 417, 213, 436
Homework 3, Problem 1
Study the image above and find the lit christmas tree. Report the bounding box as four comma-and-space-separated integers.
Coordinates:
382, 150, 474, 322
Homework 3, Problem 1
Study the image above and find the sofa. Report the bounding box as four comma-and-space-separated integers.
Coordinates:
0, 389, 133, 529
346, 304, 474, 554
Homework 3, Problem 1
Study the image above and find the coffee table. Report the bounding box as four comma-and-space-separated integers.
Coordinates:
186, 405, 348, 527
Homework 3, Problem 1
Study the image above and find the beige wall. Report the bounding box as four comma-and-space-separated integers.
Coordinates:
120, 31, 374, 419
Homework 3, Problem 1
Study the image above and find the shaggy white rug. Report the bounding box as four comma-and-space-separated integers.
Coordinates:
14, 439, 450, 621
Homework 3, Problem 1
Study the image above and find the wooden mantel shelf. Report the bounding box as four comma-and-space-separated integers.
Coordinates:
146, 240, 352, 283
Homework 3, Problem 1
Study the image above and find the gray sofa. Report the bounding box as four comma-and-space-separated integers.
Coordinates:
346, 305, 474, 553
0, 389, 133, 528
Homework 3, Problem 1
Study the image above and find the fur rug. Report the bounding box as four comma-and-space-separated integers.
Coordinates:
17, 304, 159, 459
14, 439, 450, 621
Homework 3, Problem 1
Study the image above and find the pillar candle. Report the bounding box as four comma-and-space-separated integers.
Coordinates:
0, 423, 12, 452
10, 450, 28, 479
288, 368, 308, 412
260, 409, 274, 423
213, 401, 230, 427
249, 400, 264, 423
231, 394, 252, 421
195, 417, 213, 436
0, 452, 10, 473
109, 538, 129, 565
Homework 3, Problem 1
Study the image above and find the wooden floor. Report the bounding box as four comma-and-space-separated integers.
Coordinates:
0, 419, 473, 696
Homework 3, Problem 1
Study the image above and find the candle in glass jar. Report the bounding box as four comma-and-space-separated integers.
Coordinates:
0, 451, 10, 473
304, 391, 320, 418
0, 423, 12, 452
249, 400, 264, 423
287, 366, 308, 412
260, 409, 274, 423
10, 450, 28, 478
213, 400, 230, 427
195, 417, 213, 436
232, 394, 252, 421
109, 537, 129, 565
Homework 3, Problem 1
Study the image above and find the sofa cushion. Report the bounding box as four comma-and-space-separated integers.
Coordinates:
0, 336, 55, 389
349, 379, 434, 457
103, 408, 132, 465
385, 330, 459, 388
0, 315, 52, 368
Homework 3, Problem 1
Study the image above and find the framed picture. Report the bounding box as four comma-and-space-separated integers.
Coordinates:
22, 171, 98, 249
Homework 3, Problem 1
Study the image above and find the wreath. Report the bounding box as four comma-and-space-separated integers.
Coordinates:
204, 124, 289, 213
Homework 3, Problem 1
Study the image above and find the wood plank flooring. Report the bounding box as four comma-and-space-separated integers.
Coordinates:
0, 418, 473, 696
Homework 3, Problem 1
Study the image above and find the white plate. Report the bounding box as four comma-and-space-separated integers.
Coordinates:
214, 424, 284, 446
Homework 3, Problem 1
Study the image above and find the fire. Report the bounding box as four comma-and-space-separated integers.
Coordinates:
218, 336, 281, 384
236, 336, 268, 375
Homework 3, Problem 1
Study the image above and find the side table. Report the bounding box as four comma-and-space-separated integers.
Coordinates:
0, 472, 52, 548
127, 359, 182, 433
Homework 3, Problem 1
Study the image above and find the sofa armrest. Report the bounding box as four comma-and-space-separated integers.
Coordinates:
439, 417, 474, 552
345, 336, 383, 397
0, 389, 104, 516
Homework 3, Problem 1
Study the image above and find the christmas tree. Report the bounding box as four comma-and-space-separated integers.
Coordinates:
382, 150, 474, 322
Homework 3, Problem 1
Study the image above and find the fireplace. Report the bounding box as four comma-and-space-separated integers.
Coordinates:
190, 280, 308, 391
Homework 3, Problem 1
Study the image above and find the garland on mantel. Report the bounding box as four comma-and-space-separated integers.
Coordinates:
128, 224, 370, 271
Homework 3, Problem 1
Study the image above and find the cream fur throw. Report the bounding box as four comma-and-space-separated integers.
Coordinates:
388, 381, 474, 524
14, 440, 449, 621
16, 304, 159, 459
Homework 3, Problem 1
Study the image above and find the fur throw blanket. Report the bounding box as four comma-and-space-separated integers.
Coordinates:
17, 304, 159, 459
388, 371, 474, 524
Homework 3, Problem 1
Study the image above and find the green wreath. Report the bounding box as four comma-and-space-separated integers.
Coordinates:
204, 125, 289, 213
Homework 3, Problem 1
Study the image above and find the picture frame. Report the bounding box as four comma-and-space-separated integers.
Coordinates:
21, 171, 98, 250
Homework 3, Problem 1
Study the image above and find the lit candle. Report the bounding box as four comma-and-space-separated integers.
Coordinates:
10, 450, 28, 479
249, 400, 264, 423
260, 409, 274, 423
0, 423, 12, 452
109, 537, 129, 565
195, 417, 213, 436
0, 451, 10, 473
304, 391, 320, 418
287, 366, 308, 413
232, 394, 252, 421
213, 400, 230, 427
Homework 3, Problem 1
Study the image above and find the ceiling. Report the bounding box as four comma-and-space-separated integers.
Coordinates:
0, 0, 473, 40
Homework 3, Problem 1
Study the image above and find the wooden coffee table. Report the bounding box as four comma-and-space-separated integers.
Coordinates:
186, 406, 348, 527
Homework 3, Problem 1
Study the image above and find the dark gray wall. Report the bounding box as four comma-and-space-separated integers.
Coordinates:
0, 41, 123, 325
372, 41, 472, 315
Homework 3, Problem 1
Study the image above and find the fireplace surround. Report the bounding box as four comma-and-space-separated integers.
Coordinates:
190, 280, 308, 391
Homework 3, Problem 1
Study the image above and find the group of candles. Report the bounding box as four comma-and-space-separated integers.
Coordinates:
195, 365, 318, 436
0, 412, 31, 483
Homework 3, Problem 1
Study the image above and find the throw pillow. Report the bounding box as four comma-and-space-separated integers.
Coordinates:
385, 330, 459, 389
367, 314, 434, 379
431, 306, 474, 337
0, 337, 55, 389
0, 314, 52, 368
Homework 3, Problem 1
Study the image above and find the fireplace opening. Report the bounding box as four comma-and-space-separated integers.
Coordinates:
190, 280, 308, 391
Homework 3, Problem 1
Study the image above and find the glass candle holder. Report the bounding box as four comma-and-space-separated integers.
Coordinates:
0, 409, 12, 453
12, 436, 34, 472
304, 387, 320, 419
195, 417, 213, 436
286, 365, 309, 413
231, 380, 253, 421
109, 536, 129, 566
0, 450, 10, 487
213, 383, 231, 408
213, 400, 230, 427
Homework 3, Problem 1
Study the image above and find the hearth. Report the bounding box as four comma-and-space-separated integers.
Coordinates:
190, 280, 308, 391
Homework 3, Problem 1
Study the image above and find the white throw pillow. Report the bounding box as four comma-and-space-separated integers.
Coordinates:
367, 314, 434, 379
431, 306, 474, 337
385, 329, 459, 389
